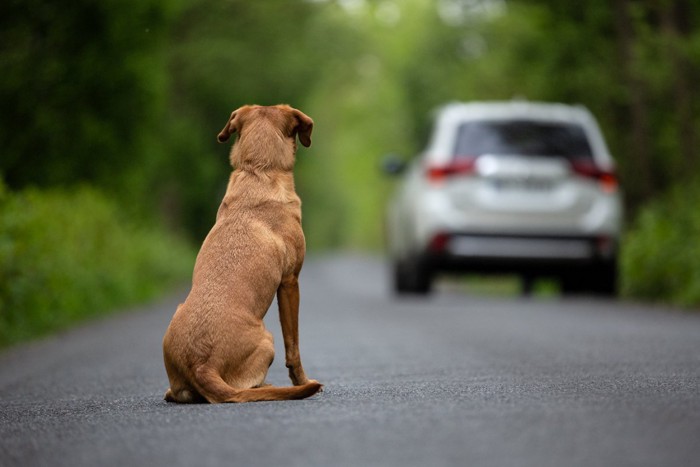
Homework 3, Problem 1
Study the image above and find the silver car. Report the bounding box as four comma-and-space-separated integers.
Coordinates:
384, 101, 623, 295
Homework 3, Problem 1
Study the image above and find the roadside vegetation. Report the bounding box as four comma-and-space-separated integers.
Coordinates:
1, 0, 699, 345
0, 183, 194, 347
621, 179, 700, 307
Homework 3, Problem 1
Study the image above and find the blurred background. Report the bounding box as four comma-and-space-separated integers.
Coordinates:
2, 0, 699, 345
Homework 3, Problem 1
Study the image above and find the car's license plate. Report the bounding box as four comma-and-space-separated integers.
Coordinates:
491, 177, 555, 192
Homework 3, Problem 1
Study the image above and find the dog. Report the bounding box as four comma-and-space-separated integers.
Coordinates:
162, 104, 322, 403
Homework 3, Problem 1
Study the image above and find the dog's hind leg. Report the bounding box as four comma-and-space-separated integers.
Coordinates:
193, 337, 273, 403
164, 386, 205, 403
163, 350, 206, 403
193, 365, 242, 403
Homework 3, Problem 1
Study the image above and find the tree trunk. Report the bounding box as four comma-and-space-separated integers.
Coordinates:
614, 0, 655, 204
659, 0, 696, 177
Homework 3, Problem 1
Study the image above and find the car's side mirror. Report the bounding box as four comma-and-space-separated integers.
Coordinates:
381, 154, 407, 175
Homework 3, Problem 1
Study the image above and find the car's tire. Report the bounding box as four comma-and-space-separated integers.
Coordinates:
590, 260, 618, 297
560, 271, 586, 295
392, 256, 433, 295
560, 260, 618, 297
392, 259, 412, 294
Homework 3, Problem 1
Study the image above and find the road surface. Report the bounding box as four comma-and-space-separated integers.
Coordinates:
1, 255, 699, 467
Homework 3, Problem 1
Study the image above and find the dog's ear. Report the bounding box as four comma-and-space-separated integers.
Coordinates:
292, 109, 314, 148
217, 110, 239, 143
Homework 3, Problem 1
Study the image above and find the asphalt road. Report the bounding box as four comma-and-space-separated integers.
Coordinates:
1, 255, 699, 467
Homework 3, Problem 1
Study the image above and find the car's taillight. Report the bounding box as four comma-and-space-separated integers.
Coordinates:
595, 235, 616, 258
570, 160, 619, 193
425, 157, 477, 183
428, 232, 450, 253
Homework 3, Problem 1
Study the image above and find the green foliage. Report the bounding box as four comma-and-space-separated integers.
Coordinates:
0, 0, 175, 198
298, 0, 448, 250
621, 180, 700, 307
162, 0, 324, 240
0, 182, 194, 346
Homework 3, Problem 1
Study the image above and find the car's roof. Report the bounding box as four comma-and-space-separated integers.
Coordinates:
436, 101, 595, 123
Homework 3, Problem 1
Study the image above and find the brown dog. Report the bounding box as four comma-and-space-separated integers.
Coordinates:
162, 104, 321, 403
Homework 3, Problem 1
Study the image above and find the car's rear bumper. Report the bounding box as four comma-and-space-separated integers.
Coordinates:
424, 233, 616, 275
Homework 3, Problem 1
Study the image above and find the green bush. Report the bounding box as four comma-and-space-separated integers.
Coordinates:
621, 180, 700, 308
0, 182, 195, 346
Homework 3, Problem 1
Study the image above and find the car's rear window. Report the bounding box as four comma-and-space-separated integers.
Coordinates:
453, 120, 593, 159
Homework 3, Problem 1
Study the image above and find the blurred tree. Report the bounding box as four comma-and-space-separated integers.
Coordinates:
656, 0, 698, 175
0, 0, 174, 199
613, 0, 655, 202
160, 0, 325, 239
3, 0, 699, 249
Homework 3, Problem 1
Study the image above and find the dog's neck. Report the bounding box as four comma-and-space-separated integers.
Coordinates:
229, 123, 296, 172
224, 168, 299, 208
220, 123, 301, 210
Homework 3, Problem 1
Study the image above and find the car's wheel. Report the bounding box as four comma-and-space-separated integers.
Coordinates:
590, 260, 618, 297
560, 272, 586, 295
392, 256, 433, 295
392, 259, 412, 293
560, 260, 618, 297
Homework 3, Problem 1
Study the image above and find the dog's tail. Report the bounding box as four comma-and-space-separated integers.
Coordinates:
195, 366, 322, 403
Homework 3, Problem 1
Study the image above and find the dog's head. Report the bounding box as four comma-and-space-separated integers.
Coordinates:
217, 105, 313, 171
217, 104, 313, 148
